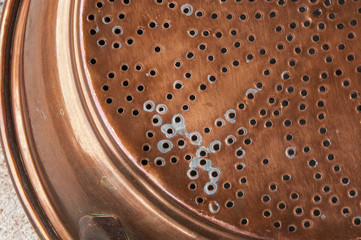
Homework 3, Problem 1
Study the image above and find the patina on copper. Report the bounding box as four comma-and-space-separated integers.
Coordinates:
1, 0, 361, 239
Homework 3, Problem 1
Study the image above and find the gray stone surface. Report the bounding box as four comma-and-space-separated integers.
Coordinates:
0, 149, 39, 239
0, 1, 39, 239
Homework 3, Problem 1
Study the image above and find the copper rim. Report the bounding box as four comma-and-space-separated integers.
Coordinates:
2, 0, 361, 239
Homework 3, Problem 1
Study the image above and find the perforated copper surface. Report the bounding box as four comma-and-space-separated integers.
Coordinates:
82, 0, 361, 238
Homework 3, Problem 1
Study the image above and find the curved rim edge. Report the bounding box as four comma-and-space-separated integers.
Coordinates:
0, 0, 59, 239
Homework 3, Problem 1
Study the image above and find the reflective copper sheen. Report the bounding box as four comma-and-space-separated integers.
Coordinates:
1, 0, 361, 239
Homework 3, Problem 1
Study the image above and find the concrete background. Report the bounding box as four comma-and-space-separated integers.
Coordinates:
0, 1, 39, 239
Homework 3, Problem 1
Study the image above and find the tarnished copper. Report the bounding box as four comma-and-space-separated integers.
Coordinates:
1, 0, 361, 239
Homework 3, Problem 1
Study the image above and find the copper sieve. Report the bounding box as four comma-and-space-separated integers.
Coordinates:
1, 0, 361, 239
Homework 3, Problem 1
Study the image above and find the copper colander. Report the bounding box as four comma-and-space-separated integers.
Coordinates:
1, 0, 361, 239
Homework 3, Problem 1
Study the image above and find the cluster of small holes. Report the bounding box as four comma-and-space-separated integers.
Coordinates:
83, 0, 361, 238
